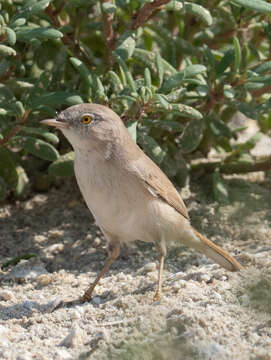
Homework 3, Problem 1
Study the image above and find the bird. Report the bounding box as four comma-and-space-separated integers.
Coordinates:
41, 103, 242, 303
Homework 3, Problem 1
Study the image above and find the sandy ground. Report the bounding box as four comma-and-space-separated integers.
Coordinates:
0, 172, 271, 360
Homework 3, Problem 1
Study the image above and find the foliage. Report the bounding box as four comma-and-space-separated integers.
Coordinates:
1, 0, 271, 201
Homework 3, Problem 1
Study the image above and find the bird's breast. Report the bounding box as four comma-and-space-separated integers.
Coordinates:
74, 150, 153, 241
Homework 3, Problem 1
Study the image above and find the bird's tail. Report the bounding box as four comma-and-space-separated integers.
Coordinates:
190, 227, 242, 272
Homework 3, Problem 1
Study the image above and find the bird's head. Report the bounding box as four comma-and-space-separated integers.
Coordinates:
41, 103, 126, 152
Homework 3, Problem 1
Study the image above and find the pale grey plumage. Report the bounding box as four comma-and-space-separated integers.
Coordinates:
41, 103, 242, 303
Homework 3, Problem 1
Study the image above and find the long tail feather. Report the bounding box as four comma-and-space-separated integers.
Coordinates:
191, 228, 242, 271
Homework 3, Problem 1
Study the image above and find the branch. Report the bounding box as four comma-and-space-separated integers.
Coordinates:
191, 156, 271, 174
131, 0, 171, 31
100, 0, 115, 67
0, 110, 31, 147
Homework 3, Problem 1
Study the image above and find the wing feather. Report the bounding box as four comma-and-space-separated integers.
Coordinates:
131, 152, 189, 220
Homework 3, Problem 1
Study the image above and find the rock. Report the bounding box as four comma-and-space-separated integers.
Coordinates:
16, 353, 33, 360
0, 325, 10, 347
46, 243, 64, 255
55, 349, 73, 360
58, 326, 84, 348
138, 262, 157, 274
36, 274, 54, 287
92, 296, 101, 305
4, 258, 48, 282
0, 290, 15, 301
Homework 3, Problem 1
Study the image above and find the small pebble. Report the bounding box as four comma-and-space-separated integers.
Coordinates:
92, 296, 101, 305
93, 237, 101, 247
211, 291, 222, 300
70, 309, 81, 320
48, 229, 64, 239
36, 274, 54, 287
138, 262, 156, 274
16, 353, 33, 360
0, 290, 15, 301
55, 349, 73, 360
46, 243, 64, 255
59, 326, 84, 348
240, 294, 250, 306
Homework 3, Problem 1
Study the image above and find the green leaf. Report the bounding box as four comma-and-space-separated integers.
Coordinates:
10, 18, 26, 27
0, 148, 18, 191
161, 65, 206, 92
13, 0, 53, 21
155, 52, 164, 87
165, 0, 183, 11
14, 101, 25, 117
0, 45, 16, 56
223, 85, 235, 99
207, 116, 232, 138
48, 151, 75, 177
165, 88, 185, 103
138, 134, 166, 165
231, 0, 271, 13
30, 92, 83, 107
179, 119, 203, 153
216, 49, 235, 75
69, 57, 93, 88
17, 27, 63, 42
235, 132, 263, 153
253, 61, 271, 74
246, 75, 271, 85
22, 127, 59, 144
153, 94, 170, 110
238, 103, 257, 119
15, 166, 29, 198
0, 59, 10, 77
93, 75, 107, 103
233, 37, 241, 73
144, 119, 183, 133
6, 27, 16, 46
0, 108, 8, 116
115, 31, 136, 60
184, 2, 213, 26
126, 120, 137, 142
102, 2, 116, 13
203, 45, 216, 70
144, 68, 152, 87
114, 53, 137, 93
170, 104, 203, 120
22, 136, 59, 161
107, 71, 123, 94
212, 171, 229, 203
133, 48, 176, 77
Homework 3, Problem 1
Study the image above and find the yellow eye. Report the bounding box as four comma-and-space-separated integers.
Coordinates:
81, 114, 93, 125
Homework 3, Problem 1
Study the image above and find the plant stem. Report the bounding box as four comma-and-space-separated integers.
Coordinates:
100, 0, 115, 67
131, 0, 171, 31
0, 110, 31, 147
191, 157, 271, 174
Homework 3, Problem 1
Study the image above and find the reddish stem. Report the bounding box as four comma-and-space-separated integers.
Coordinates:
0, 110, 31, 147
131, 0, 171, 31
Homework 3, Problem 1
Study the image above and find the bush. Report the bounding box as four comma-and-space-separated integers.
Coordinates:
1, 0, 271, 200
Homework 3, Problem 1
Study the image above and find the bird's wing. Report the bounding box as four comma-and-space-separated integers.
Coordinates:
131, 151, 189, 220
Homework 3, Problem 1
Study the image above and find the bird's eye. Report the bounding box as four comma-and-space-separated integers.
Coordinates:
81, 114, 93, 125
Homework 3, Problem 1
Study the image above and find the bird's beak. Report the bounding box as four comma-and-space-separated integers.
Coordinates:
41, 118, 68, 129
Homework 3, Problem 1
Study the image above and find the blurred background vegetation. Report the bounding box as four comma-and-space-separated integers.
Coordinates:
1, 0, 271, 202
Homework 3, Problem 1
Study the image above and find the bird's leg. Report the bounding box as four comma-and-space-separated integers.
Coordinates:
80, 239, 120, 303
153, 240, 166, 301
